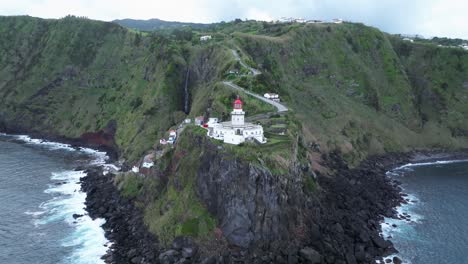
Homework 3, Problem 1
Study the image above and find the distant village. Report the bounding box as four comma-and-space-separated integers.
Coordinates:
401, 34, 468, 50
274, 17, 344, 24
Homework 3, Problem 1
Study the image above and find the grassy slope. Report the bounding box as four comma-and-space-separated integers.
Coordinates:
232, 22, 468, 165
0, 16, 189, 162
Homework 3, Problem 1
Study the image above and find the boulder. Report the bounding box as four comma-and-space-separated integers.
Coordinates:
72, 213, 83, 219
299, 247, 321, 264
182, 247, 196, 259
159, 249, 180, 264
172, 236, 194, 250
393, 256, 402, 264
200, 256, 217, 264
371, 235, 391, 249
130, 256, 142, 263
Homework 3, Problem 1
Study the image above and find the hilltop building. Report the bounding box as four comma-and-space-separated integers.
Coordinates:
264, 93, 280, 102
200, 35, 212, 41
208, 97, 266, 145
333, 18, 343, 24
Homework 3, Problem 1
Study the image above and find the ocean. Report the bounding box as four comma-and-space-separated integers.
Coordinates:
0, 134, 111, 264
382, 159, 468, 264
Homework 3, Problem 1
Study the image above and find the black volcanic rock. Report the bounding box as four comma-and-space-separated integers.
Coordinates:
80, 168, 159, 263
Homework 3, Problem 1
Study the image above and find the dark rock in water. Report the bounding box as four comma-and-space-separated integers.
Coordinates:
72, 213, 83, 219
299, 247, 321, 263
385, 259, 392, 263
393, 256, 402, 264
392, 224, 397, 228
371, 235, 391, 249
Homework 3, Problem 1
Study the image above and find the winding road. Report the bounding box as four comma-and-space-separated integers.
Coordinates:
231, 49, 262, 76
223, 49, 288, 113
222, 81, 288, 112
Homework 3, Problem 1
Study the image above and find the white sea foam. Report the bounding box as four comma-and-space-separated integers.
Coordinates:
37, 170, 108, 264
24, 210, 47, 217
7, 132, 117, 262
7, 133, 120, 172
394, 159, 468, 170
380, 163, 431, 264
14, 135, 76, 151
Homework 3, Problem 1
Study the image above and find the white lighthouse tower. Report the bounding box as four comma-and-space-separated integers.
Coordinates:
209, 97, 266, 145
231, 97, 245, 126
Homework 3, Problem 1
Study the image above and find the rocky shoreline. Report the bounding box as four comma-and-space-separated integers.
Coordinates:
80, 167, 160, 264
76, 149, 466, 264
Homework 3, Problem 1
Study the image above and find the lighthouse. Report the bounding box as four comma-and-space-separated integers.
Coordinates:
231, 97, 245, 126
209, 96, 267, 145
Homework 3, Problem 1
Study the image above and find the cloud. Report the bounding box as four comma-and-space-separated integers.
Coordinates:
0, 0, 467, 38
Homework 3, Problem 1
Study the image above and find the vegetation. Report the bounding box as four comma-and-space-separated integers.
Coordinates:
143, 127, 217, 245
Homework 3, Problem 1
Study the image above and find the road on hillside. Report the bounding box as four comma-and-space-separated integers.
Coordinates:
222, 81, 288, 113
231, 49, 262, 76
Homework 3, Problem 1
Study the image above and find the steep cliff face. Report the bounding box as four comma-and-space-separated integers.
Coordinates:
163, 130, 409, 263
196, 140, 308, 248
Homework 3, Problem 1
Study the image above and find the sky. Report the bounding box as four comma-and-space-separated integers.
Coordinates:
1, 0, 467, 39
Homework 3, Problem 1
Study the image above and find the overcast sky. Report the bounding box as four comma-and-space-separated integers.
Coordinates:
1, 0, 467, 39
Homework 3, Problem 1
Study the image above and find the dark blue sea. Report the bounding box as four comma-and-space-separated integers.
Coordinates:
0, 134, 110, 264
383, 160, 468, 264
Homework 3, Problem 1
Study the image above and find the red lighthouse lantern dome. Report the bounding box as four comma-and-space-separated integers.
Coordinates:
233, 97, 243, 110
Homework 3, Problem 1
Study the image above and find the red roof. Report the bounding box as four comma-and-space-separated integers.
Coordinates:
234, 98, 243, 109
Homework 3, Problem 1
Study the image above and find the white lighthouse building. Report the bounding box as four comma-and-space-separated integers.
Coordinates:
208, 97, 266, 145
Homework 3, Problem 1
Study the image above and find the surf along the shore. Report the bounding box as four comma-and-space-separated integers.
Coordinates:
381, 158, 468, 264
0, 133, 119, 263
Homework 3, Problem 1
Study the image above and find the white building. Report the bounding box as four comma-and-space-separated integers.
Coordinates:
142, 161, 154, 168
195, 116, 204, 126
333, 18, 343, 24
264, 93, 280, 102
207, 118, 219, 127
208, 97, 266, 145
200, 35, 212, 41
168, 130, 177, 144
